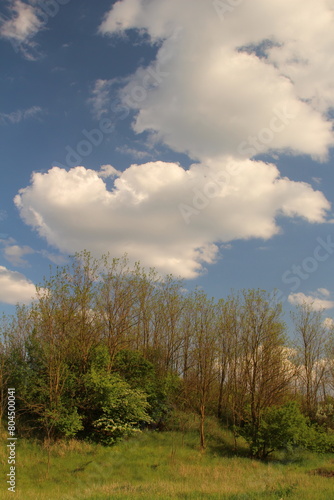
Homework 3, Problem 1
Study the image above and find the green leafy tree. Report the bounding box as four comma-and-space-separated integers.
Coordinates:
21, 328, 83, 440
240, 402, 309, 459
82, 362, 151, 445
113, 349, 181, 426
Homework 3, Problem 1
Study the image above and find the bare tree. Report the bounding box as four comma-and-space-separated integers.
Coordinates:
240, 289, 292, 455
96, 254, 138, 369
292, 302, 328, 418
185, 291, 219, 449
216, 294, 241, 423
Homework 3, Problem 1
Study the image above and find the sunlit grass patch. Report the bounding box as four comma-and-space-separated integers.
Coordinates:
1, 428, 334, 499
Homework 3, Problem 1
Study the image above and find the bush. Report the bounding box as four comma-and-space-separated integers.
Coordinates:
304, 424, 334, 453
83, 369, 152, 445
239, 402, 310, 459
113, 349, 180, 426
41, 405, 83, 439
315, 401, 334, 430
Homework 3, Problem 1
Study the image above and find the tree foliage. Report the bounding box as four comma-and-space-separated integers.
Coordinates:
239, 402, 309, 459
84, 370, 151, 445
1, 251, 334, 455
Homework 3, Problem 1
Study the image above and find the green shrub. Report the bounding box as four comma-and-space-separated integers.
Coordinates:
40, 405, 83, 439
239, 401, 334, 459
113, 349, 180, 425
239, 402, 310, 459
83, 369, 152, 445
304, 424, 334, 453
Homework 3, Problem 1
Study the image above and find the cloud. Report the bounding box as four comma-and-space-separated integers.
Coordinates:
317, 287, 331, 298
0, 236, 68, 267
0, 0, 44, 59
0, 210, 7, 221
97, 164, 121, 178
14, 161, 330, 278
99, 0, 334, 162
87, 79, 114, 120
0, 236, 34, 267
323, 317, 334, 329
0, 266, 37, 305
115, 145, 151, 159
0, 0, 42, 41
0, 106, 43, 125
288, 289, 334, 310
3, 244, 34, 267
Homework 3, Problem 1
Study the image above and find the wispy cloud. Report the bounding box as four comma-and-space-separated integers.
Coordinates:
87, 79, 114, 119
40, 250, 68, 266
0, 0, 42, 41
0, 0, 44, 59
0, 0, 70, 60
3, 243, 34, 267
0, 105, 43, 125
0, 210, 7, 221
116, 145, 151, 159
0, 237, 34, 266
0, 236, 69, 267
288, 289, 334, 310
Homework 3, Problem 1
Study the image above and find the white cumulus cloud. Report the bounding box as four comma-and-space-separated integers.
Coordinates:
0, 266, 37, 305
14, 161, 330, 278
99, 0, 334, 162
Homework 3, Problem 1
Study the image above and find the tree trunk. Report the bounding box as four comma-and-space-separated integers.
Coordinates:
200, 404, 206, 449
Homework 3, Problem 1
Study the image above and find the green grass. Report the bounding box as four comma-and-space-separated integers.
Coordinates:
1, 424, 334, 499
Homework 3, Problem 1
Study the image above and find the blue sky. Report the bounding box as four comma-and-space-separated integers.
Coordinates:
0, 0, 334, 331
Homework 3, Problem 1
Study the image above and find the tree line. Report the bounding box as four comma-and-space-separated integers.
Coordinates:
1, 251, 334, 458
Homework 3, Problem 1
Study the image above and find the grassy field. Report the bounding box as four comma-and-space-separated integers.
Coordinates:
1, 423, 334, 499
